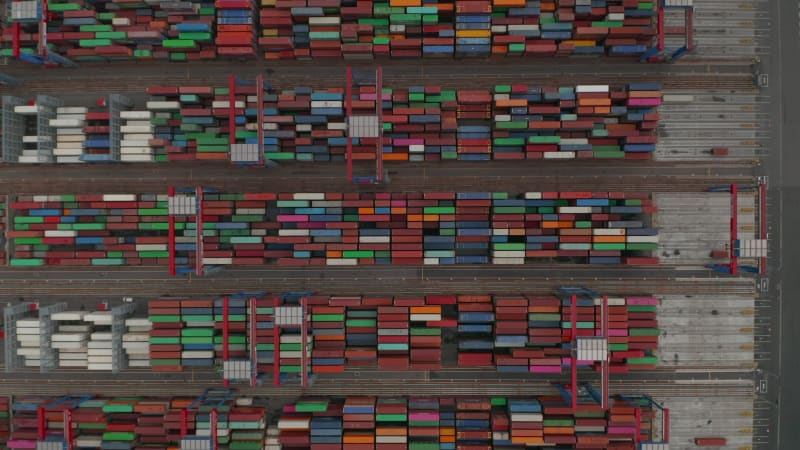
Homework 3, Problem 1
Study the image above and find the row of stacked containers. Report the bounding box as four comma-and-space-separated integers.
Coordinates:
2, 83, 661, 163
6, 293, 659, 373
7, 393, 269, 449
7, 191, 658, 267
0, 393, 660, 449
3, 0, 657, 61
279, 395, 661, 448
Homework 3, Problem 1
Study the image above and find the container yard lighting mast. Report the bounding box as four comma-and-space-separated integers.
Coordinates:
8, 0, 76, 66
345, 66, 387, 184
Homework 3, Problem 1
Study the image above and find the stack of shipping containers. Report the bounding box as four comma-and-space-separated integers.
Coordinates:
0, 0, 691, 444
3, 82, 660, 163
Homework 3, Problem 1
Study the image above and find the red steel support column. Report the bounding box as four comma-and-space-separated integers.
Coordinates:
685, 7, 694, 51
375, 66, 383, 183
730, 184, 738, 275
12, 22, 21, 59
63, 408, 73, 450
257, 74, 265, 166
657, 1, 664, 51
634, 407, 642, 444
222, 295, 230, 387
601, 295, 609, 411
39, 0, 49, 57
570, 294, 577, 412
210, 409, 218, 450
273, 296, 281, 387
37, 406, 45, 441
195, 186, 204, 277
168, 186, 176, 276
249, 296, 258, 386
663, 407, 670, 442
759, 182, 767, 274
228, 74, 236, 146
300, 296, 308, 387
345, 67, 353, 182
180, 408, 188, 438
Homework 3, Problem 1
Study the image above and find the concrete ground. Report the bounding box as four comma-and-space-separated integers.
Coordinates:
658, 294, 754, 370
656, 91, 770, 161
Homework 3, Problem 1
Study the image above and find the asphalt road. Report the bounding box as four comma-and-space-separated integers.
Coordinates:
1, 58, 756, 95
0, 266, 755, 297
0, 161, 755, 194
768, 0, 800, 449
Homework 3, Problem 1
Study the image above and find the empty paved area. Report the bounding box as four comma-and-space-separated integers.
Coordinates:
658, 294, 754, 370
661, 392, 755, 450
657, 91, 770, 161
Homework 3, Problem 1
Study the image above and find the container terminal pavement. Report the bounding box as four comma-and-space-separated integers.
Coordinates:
0, 0, 780, 449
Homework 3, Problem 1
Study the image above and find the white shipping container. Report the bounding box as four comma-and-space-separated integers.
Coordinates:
120, 154, 155, 162
90, 333, 113, 341
57, 135, 87, 142
311, 200, 343, 207
279, 229, 310, 236
507, 24, 539, 31
558, 206, 592, 214
662, 94, 694, 103
296, 124, 313, 132
52, 341, 87, 350
136, 244, 168, 251
125, 318, 153, 327
146, 101, 181, 110
359, 236, 390, 243
376, 436, 407, 444
543, 151, 575, 159
593, 228, 625, 236
327, 122, 347, 131
326, 258, 358, 266
57, 107, 88, 114
311, 101, 343, 108
128, 360, 151, 367
423, 258, 440, 265
17, 319, 41, 327
491, 25, 507, 33
293, 193, 326, 200
14, 105, 39, 115
17, 348, 42, 357
204, 258, 233, 265
52, 311, 87, 321
410, 314, 441, 321
492, 250, 525, 258
44, 230, 77, 238
626, 235, 660, 243
495, 114, 511, 122
409, 144, 425, 153
576, 85, 609, 93
597, 297, 627, 306
120, 111, 151, 119
560, 138, 589, 145
309, 16, 341, 25
211, 101, 246, 108
492, 257, 525, 264
103, 194, 137, 202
